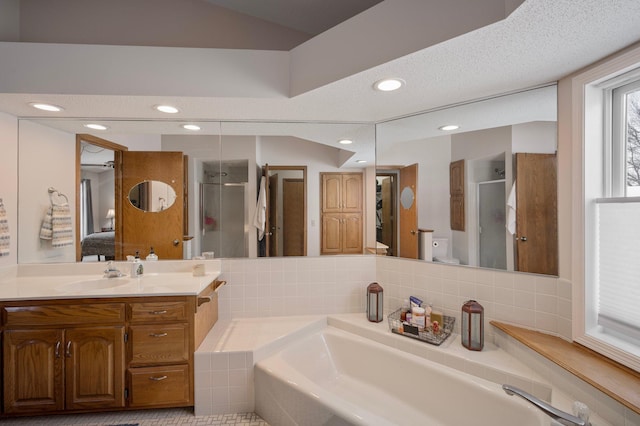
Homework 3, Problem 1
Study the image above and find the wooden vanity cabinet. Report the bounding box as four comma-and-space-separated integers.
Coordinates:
2, 303, 126, 414
0, 285, 220, 417
126, 298, 194, 408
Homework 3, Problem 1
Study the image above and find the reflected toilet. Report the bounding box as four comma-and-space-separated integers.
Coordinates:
432, 238, 460, 264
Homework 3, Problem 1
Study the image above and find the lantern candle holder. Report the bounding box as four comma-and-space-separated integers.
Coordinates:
366, 282, 384, 322
461, 300, 484, 351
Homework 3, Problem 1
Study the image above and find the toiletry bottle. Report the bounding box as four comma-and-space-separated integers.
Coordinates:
131, 251, 144, 276
400, 299, 410, 321
412, 306, 426, 331
146, 247, 158, 261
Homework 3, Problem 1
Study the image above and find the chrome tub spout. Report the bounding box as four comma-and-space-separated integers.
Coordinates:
502, 384, 590, 426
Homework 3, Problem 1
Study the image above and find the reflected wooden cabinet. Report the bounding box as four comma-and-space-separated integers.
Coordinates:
449, 160, 465, 231
321, 173, 363, 254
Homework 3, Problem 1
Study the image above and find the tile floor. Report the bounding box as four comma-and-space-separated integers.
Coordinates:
0, 408, 269, 425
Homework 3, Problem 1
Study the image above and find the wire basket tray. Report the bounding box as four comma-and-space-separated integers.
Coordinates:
387, 308, 455, 346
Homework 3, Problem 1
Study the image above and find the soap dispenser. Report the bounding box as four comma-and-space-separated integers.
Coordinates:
131, 251, 144, 277
146, 247, 158, 261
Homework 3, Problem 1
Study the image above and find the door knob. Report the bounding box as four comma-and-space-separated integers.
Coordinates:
410, 230, 417, 235
173, 239, 180, 246
520, 236, 527, 241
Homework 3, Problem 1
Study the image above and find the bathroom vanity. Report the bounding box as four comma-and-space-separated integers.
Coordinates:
0, 267, 222, 417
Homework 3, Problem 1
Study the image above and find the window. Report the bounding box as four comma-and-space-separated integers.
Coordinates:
582, 67, 640, 372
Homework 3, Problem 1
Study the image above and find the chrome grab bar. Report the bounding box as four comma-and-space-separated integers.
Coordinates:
502, 384, 590, 426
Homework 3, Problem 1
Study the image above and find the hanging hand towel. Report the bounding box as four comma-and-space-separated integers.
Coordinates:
506, 181, 517, 235
39, 206, 53, 240
51, 203, 73, 247
0, 199, 9, 257
252, 176, 267, 240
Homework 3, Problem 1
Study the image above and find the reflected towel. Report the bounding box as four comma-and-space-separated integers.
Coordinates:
506, 181, 516, 235
39, 206, 53, 240
0, 199, 9, 257
253, 176, 267, 240
51, 203, 73, 247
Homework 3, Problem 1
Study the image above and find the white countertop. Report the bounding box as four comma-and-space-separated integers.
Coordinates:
0, 261, 221, 301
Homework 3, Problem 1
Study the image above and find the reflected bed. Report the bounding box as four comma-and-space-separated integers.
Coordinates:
81, 231, 115, 261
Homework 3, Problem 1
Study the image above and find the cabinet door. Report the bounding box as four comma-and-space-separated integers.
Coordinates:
321, 214, 343, 254
342, 213, 363, 253
342, 174, 363, 212
4, 329, 64, 413
322, 174, 342, 213
65, 327, 125, 410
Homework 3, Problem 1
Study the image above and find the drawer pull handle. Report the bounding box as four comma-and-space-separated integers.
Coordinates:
55, 341, 61, 358
149, 375, 168, 381
149, 332, 168, 338
150, 310, 168, 315
65, 341, 72, 358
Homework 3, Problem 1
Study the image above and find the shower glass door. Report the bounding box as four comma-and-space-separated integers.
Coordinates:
478, 180, 506, 270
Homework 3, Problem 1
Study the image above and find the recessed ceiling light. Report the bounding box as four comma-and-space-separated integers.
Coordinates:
356, 159, 367, 164
84, 124, 108, 130
373, 78, 405, 92
29, 102, 64, 112
439, 125, 460, 131
338, 139, 353, 145
182, 124, 201, 131
155, 105, 179, 114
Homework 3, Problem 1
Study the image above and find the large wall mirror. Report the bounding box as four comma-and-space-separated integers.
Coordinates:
375, 85, 559, 276
17, 119, 375, 263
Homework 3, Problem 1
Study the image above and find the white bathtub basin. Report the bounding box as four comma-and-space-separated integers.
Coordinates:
255, 326, 548, 426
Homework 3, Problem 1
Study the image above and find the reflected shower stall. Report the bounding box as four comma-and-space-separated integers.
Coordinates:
199, 160, 248, 258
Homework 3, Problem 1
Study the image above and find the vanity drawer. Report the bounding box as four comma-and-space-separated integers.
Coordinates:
127, 365, 190, 407
3, 303, 126, 327
129, 301, 188, 323
129, 323, 189, 365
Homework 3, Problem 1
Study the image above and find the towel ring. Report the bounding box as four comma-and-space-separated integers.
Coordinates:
48, 187, 69, 204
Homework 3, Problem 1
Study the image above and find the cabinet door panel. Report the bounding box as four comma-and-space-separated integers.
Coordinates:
342, 174, 363, 212
3, 329, 63, 413
65, 327, 125, 410
321, 174, 342, 212
342, 214, 363, 253
321, 214, 342, 254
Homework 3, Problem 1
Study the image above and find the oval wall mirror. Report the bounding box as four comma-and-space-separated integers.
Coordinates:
400, 186, 414, 209
128, 180, 177, 212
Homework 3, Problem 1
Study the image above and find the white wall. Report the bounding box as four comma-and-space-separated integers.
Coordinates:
18, 120, 76, 263
512, 121, 558, 154
0, 112, 18, 266
0, 0, 20, 42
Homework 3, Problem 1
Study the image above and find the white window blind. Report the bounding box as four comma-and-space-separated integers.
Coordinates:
596, 199, 640, 340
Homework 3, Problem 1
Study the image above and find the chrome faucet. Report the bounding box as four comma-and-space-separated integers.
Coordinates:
502, 384, 590, 426
103, 261, 123, 278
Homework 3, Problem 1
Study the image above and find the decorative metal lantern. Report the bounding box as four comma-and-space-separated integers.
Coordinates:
461, 300, 484, 351
366, 282, 384, 322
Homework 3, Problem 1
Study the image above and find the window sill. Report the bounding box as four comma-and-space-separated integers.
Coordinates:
491, 321, 640, 415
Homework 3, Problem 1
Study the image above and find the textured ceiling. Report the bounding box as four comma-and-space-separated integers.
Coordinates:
2, 0, 640, 139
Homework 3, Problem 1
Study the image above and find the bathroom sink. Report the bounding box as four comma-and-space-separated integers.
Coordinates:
57, 277, 131, 293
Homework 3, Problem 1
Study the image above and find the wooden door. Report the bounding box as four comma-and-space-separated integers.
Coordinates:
515, 153, 558, 275
380, 177, 394, 255
3, 329, 64, 413
268, 173, 279, 256
399, 164, 418, 259
121, 151, 184, 260
65, 327, 125, 410
283, 178, 304, 256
